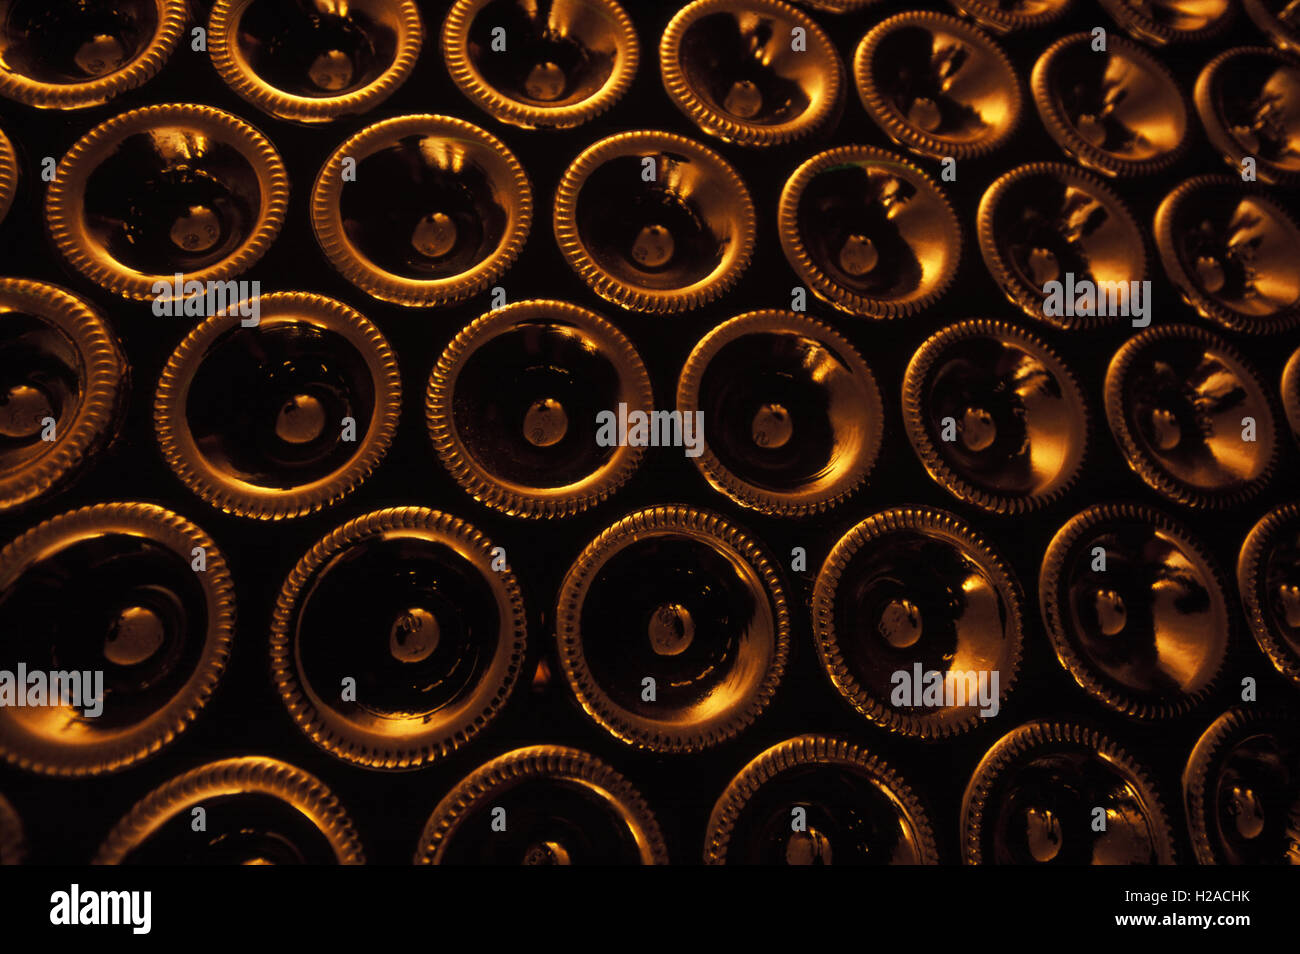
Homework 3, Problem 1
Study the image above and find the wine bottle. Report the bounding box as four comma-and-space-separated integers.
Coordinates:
208, 0, 424, 123
798, 0, 879, 12
0, 502, 234, 776
0, 0, 187, 109
154, 291, 401, 520
553, 130, 755, 313
659, 0, 844, 147
312, 113, 532, 307
555, 505, 790, 752
676, 308, 884, 516
1099, 0, 1235, 45
778, 144, 960, 318
903, 318, 1089, 514
94, 757, 364, 864
1105, 323, 1279, 508
1040, 503, 1230, 718
1183, 708, 1300, 865
854, 11, 1022, 160
705, 735, 939, 864
944, 0, 1073, 34
1154, 175, 1300, 335
414, 745, 667, 864
1195, 47, 1300, 187
977, 162, 1146, 330
427, 298, 653, 518
44, 103, 288, 300
812, 506, 1024, 738
1238, 503, 1300, 689
270, 508, 527, 770
962, 720, 1177, 864
1031, 32, 1190, 177
442, 0, 639, 129
0, 279, 128, 512
1243, 0, 1300, 53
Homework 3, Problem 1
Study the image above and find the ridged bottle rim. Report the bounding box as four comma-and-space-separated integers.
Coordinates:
660, 0, 844, 147
443, 0, 639, 129
0, 0, 187, 109
944, 0, 1074, 33
0, 279, 128, 512
154, 292, 401, 521
961, 719, 1177, 863
426, 299, 653, 518
778, 144, 960, 318
1104, 323, 1280, 509
554, 505, 790, 752
811, 506, 1024, 739
311, 114, 533, 307
854, 11, 1023, 161
553, 129, 755, 313
1284, 346, 1300, 446
902, 318, 1089, 514
704, 734, 940, 864
414, 745, 668, 864
269, 508, 527, 771
44, 103, 289, 301
676, 309, 884, 516
209, 0, 424, 123
0, 502, 234, 777
94, 757, 365, 864
1039, 502, 1231, 719
0, 128, 16, 226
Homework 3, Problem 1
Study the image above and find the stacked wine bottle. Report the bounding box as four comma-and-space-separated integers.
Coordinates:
0, 0, 1297, 866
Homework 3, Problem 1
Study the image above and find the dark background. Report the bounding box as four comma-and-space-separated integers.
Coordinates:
0, 0, 1296, 865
